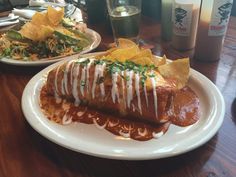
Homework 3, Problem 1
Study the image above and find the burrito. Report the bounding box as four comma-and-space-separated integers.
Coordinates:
46, 57, 176, 124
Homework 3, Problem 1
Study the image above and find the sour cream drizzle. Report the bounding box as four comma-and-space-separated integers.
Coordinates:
126, 70, 134, 108
72, 64, 80, 106
61, 76, 65, 96
86, 59, 93, 93
111, 72, 119, 103
62, 112, 72, 125
121, 71, 126, 109
119, 130, 130, 138
70, 62, 75, 87
92, 63, 106, 99
138, 128, 148, 137
143, 83, 149, 107
151, 75, 158, 117
99, 63, 106, 98
152, 131, 164, 138
135, 73, 142, 114
93, 118, 108, 129
92, 64, 100, 99
80, 66, 86, 97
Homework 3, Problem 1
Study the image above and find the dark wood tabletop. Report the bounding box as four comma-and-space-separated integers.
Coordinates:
0, 15, 236, 177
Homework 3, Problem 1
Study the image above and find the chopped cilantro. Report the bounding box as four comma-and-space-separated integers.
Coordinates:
80, 80, 86, 86
90, 58, 157, 87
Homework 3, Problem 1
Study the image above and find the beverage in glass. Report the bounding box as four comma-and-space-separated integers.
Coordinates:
106, 0, 141, 44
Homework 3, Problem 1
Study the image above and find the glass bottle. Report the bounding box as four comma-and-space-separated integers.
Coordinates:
194, 0, 233, 61
171, 0, 201, 50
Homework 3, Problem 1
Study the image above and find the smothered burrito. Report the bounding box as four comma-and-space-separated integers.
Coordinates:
40, 39, 200, 141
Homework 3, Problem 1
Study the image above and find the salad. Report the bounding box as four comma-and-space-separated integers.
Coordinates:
0, 7, 91, 61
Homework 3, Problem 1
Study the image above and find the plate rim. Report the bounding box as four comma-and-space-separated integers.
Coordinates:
0, 28, 101, 66
21, 53, 225, 160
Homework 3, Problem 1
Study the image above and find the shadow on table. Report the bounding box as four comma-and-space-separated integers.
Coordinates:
25, 122, 218, 177
0, 62, 46, 76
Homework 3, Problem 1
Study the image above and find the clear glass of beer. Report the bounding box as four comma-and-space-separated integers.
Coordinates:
106, 0, 142, 44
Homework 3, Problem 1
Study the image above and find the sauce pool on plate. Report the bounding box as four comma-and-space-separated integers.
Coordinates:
40, 85, 200, 141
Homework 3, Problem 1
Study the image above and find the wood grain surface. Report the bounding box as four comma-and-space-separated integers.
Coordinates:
0, 16, 236, 177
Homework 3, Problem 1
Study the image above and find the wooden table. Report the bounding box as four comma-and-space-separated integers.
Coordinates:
0, 16, 236, 177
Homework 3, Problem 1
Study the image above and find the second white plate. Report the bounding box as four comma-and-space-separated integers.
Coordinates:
0, 29, 101, 66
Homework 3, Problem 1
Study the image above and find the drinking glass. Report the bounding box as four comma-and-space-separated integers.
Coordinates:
106, 0, 142, 44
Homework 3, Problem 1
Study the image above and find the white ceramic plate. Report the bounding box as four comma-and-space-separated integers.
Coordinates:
21, 53, 225, 160
0, 19, 19, 27
0, 29, 101, 66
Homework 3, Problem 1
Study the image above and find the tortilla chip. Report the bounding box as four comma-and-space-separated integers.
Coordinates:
20, 23, 54, 41
152, 55, 167, 67
117, 38, 137, 48
157, 58, 190, 89
31, 12, 50, 26
107, 45, 140, 62
38, 25, 54, 40
47, 6, 64, 26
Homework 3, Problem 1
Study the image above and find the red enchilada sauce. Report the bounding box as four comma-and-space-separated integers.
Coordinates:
40, 85, 199, 141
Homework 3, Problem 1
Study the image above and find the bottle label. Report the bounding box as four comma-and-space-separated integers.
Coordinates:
208, 0, 233, 36
172, 1, 193, 36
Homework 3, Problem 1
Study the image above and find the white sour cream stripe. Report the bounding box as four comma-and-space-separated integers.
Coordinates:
92, 64, 104, 99
151, 75, 158, 118
91, 64, 98, 99
126, 70, 134, 108
143, 82, 149, 108
138, 128, 148, 137
70, 61, 75, 87
111, 72, 120, 103
61, 75, 65, 96
121, 71, 126, 109
86, 59, 93, 94
72, 64, 80, 106
93, 118, 108, 129
99, 63, 106, 98
135, 73, 142, 114
152, 131, 164, 138
119, 130, 130, 138
62, 113, 72, 125
80, 66, 86, 97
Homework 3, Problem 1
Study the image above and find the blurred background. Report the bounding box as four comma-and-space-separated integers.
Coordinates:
1, 0, 236, 17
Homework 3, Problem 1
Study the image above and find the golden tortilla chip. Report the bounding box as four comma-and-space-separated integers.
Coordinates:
131, 56, 154, 66
20, 23, 37, 40
129, 49, 154, 65
31, 12, 50, 26
131, 48, 153, 59
47, 6, 64, 26
107, 45, 140, 62
157, 58, 190, 89
152, 55, 167, 67
38, 25, 54, 40
95, 48, 117, 59
117, 38, 137, 48
96, 39, 190, 88
20, 23, 54, 41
